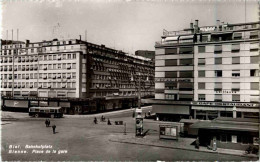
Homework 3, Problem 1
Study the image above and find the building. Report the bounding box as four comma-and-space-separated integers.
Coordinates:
190, 117, 259, 151
145, 20, 259, 121
0, 39, 154, 114
135, 50, 155, 63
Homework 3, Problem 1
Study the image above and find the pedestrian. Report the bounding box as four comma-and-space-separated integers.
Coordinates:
94, 117, 97, 124
45, 119, 48, 127
47, 119, 50, 127
52, 125, 56, 134
107, 118, 111, 125
195, 137, 200, 149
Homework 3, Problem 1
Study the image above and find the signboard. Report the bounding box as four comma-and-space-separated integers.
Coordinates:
159, 125, 178, 140
155, 78, 192, 82
192, 101, 259, 108
215, 90, 239, 94
4, 100, 29, 108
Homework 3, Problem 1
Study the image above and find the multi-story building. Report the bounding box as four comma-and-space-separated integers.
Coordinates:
0, 39, 154, 114
147, 20, 259, 121
135, 50, 155, 63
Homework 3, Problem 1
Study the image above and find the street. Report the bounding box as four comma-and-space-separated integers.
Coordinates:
1, 107, 257, 161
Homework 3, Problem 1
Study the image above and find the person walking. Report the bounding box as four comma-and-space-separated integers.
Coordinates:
94, 117, 98, 124
47, 119, 50, 127
107, 118, 111, 125
195, 137, 200, 149
52, 125, 56, 134
45, 119, 48, 127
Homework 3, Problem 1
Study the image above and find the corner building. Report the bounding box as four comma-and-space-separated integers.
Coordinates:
152, 20, 259, 121
0, 39, 154, 114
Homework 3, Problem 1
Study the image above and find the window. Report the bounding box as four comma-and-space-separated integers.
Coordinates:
73, 54, 76, 59
58, 64, 61, 69
214, 45, 222, 53
165, 48, 177, 55
214, 94, 222, 102
215, 70, 222, 77
198, 58, 205, 65
179, 71, 193, 78
250, 56, 259, 64
165, 94, 177, 100
165, 82, 177, 90
250, 69, 259, 77
250, 82, 259, 90
215, 58, 222, 64
165, 59, 177, 66
165, 71, 177, 78
202, 36, 208, 42
198, 83, 205, 89
179, 82, 193, 91
198, 46, 205, 53
232, 57, 240, 64
232, 95, 240, 101
62, 54, 66, 59
198, 71, 205, 77
179, 94, 193, 101
68, 54, 71, 59
198, 94, 205, 101
179, 47, 193, 54
231, 83, 240, 91
49, 55, 53, 60
250, 31, 259, 39
179, 59, 193, 65
72, 63, 76, 69
72, 73, 76, 79
232, 70, 240, 77
233, 32, 242, 40
231, 44, 240, 52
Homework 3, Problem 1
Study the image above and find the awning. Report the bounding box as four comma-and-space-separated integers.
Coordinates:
179, 35, 194, 40
153, 104, 190, 115
164, 36, 179, 42
192, 106, 259, 112
190, 121, 258, 132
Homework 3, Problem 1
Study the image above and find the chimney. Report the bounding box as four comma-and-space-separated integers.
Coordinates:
26, 40, 30, 47
190, 23, 193, 29
216, 20, 220, 31
79, 35, 81, 40
194, 20, 199, 33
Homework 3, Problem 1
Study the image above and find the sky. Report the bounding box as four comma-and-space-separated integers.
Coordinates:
0, 0, 259, 54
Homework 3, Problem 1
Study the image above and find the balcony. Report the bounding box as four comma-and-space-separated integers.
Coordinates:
9, 68, 12, 71
34, 58, 38, 62
14, 85, 17, 88
26, 76, 29, 80
52, 76, 56, 79
43, 76, 47, 80
67, 66, 71, 70
22, 85, 25, 88
34, 67, 38, 70
14, 68, 17, 71
25, 58, 29, 62
30, 67, 33, 70
21, 58, 25, 62
67, 76, 71, 79
43, 67, 47, 70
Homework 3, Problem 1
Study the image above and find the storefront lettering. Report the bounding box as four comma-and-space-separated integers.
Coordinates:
155, 78, 191, 82
215, 90, 239, 94
192, 101, 258, 108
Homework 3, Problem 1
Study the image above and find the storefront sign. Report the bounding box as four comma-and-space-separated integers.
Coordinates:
155, 78, 192, 82
4, 100, 29, 108
192, 101, 259, 108
215, 90, 239, 94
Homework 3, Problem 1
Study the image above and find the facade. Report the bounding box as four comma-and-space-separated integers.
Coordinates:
0, 39, 154, 114
135, 50, 155, 63
191, 117, 259, 151
149, 20, 259, 121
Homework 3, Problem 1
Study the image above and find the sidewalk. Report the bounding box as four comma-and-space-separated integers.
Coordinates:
109, 132, 258, 158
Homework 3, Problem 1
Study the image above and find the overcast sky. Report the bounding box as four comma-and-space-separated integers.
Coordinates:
1, 0, 258, 54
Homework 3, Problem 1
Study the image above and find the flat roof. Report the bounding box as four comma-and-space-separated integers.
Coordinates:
190, 121, 259, 132
214, 117, 259, 123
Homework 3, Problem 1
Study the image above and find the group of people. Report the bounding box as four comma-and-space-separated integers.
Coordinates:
94, 116, 111, 125
45, 119, 56, 134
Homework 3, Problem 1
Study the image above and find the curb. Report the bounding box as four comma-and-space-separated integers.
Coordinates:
109, 139, 258, 158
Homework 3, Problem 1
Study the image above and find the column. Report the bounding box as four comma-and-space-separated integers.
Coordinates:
194, 110, 197, 119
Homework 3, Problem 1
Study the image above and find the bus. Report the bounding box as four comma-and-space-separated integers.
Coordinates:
29, 107, 64, 118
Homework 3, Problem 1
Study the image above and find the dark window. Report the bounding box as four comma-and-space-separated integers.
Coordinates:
179, 47, 193, 54
232, 95, 240, 101
179, 94, 193, 101
165, 59, 177, 66
215, 70, 222, 77
179, 82, 193, 91
198, 58, 205, 65
165, 82, 177, 90
214, 45, 222, 54
165, 71, 177, 78
231, 44, 240, 52
198, 71, 205, 77
215, 58, 222, 64
250, 69, 258, 77
198, 82, 205, 89
179, 59, 193, 66
250, 82, 259, 90
232, 70, 240, 77
250, 56, 259, 64
165, 48, 177, 55
179, 71, 193, 78
232, 57, 240, 64
198, 46, 205, 53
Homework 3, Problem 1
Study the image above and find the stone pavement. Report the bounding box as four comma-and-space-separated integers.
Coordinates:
109, 131, 258, 158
